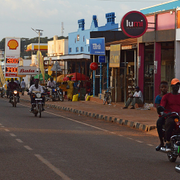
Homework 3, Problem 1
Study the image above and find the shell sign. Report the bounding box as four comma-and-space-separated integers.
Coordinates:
7, 39, 19, 50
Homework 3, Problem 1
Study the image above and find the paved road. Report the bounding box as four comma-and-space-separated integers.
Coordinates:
0, 98, 179, 180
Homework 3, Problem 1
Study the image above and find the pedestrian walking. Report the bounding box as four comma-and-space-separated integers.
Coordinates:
20, 79, 26, 96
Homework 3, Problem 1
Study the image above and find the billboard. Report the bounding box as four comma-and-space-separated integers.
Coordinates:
110, 44, 121, 68
5, 37, 21, 78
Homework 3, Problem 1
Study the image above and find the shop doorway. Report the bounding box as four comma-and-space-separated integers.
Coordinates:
144, 45, 154, 103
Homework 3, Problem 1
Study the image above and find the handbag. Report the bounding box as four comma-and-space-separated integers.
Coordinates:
66, 85, 70, 89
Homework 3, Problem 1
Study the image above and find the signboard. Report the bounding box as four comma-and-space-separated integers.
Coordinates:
89, 38, 105, 55
5, 37, 21, 78
121, 11, 148, 38
110, 44, 121, 68
98, 56, 106, 63
51, 61, 62, 71
18, 66, 37, 75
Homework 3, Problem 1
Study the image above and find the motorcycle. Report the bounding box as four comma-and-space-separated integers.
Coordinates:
157, 106, 180, 162
30, 91, 44, 118
103, 87, 114, 105
0, 87, 5, 98
9, 90, 19, 107
45, 86, 64, 102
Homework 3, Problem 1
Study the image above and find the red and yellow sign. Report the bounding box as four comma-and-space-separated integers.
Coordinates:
7, 39, 19, 50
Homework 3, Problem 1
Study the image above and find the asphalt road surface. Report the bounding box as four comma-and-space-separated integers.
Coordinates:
0, 98, 179, 180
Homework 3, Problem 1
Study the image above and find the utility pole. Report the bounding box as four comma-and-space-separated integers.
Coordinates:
61, 22, 64, 36
31, 28, 43, 79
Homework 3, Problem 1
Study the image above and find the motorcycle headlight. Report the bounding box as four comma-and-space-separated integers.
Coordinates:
36, 93, 41, 98
55, 89, 57, 91
174, 118, 179, 123
14, 90, 17, 94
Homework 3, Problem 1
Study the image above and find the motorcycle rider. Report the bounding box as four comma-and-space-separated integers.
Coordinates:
155, 81, 169, 151
47, 77, 56, 96
8, 78, 20, 102
159, 78, 180, 151
29, 79, 45, 111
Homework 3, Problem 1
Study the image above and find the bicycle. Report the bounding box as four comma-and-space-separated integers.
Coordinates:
103, 87, 114, 105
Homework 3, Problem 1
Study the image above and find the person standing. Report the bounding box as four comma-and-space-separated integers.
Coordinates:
155, 81, 169, 151
67, 76, 74, 101
20, 79, 26, 96
30, 77, 34, 87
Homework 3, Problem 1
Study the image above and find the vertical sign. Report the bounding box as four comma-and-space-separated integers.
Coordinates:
109, 44, 121, 68
5, 37, 21, 78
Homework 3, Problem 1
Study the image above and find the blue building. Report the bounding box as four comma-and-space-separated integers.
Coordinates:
68, 12, 118, 55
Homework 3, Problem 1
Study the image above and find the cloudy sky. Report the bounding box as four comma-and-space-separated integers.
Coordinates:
0, 0, 165, 41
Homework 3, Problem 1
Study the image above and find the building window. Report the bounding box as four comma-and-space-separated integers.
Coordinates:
76, 47, 79, 52
77, 35, 80, 41
69, 48, 72, 53
88, 46, 90, 52
81, 47, 84, 52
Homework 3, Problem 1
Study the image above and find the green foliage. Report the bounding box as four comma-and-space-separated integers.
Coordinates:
0, 36, 68, 58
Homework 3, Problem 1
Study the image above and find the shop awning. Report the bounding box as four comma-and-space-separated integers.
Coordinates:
105, 38, 137, 50
26, 43, 48, 52
44, 54, 90, 61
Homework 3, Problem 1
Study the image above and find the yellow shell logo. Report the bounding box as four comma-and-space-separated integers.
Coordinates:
7, 39, 19, 50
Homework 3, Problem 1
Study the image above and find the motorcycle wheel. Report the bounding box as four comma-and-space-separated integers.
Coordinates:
38, 104, 42, 118
167, 152, 177, 162
34, 112, 38, 117
175, 164, 180, 173
103, 97, 106, 105
107, 96, 112, 104
14, 97, 16, 107
60, 96, 64, 102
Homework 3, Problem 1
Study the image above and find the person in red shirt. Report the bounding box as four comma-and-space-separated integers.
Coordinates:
160, 78, 180, 151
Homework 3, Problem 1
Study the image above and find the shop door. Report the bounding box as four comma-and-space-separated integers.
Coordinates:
144, 48, 154, 103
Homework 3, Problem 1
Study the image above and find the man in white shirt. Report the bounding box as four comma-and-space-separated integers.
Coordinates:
123, 86, 143, 109
29, 79, 45, 111
20, 79, 26, 95
47, 77, 56, 95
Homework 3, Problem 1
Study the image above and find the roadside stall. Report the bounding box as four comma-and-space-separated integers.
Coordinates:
63, 72, 90, 100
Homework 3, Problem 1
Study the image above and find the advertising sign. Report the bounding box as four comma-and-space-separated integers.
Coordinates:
98, 56, 106, 63
121, 11, 148, 38
110, 44, 121, 68
18, 66, 37, 75
89, 38, 105, 55
5, 37, 21, 78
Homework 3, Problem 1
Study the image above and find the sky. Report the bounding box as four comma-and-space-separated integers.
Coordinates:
0, 0, 167, 41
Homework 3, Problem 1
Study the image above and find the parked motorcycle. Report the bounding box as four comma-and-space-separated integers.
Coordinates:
9, 90, 19, 107
30, 91, 44, 118
45, 86, 64, 101
157, 106, 180, 162
0, 87, 5, 98
103, 87, 114, 105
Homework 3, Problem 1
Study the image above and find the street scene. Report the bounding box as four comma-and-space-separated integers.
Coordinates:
0, 96, 179, 180
1, 0, 180, 179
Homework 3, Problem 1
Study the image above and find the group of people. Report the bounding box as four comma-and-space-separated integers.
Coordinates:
122, 77, 180, 152
155, 78, 180, 151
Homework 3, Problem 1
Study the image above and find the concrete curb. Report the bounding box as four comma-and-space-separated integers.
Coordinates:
21, 98, 156, 132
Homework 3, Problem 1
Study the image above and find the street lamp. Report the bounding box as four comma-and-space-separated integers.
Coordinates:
31, 28, 43, 79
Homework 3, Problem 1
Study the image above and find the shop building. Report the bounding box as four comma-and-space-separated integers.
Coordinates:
64, 12, 118, 77
139, 0, 180, 103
